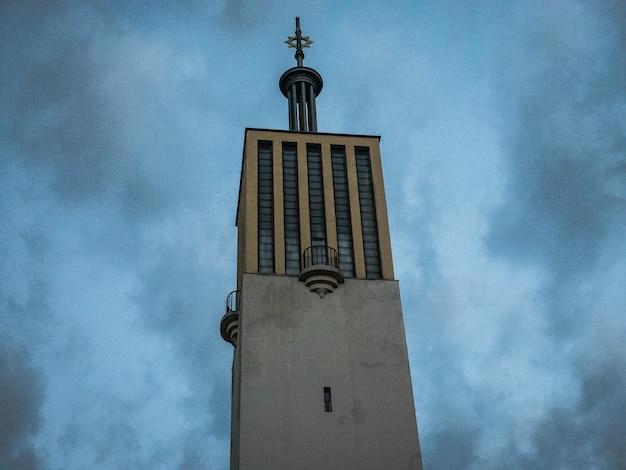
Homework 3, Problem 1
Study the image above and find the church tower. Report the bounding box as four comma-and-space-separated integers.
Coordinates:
220, 18, 423, 469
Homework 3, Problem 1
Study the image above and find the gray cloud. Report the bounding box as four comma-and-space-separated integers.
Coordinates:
528, 358, 626, 469
2, 2, 207, 219
481, 1, 626, 467
427, 424, 479, 470
130, 232, 233, 437
215, 0, 272, 30
11, 37, 121, 202
2, 2, 232, 467
0, 345, 46, 469
2, 2, 137, 211
487, 357, 626, 470
487, 1, 626, 279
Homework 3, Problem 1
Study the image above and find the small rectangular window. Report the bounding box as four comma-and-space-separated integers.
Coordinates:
324, 386, 332, 412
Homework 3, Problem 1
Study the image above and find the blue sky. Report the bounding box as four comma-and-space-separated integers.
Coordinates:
1, 1, 625, 469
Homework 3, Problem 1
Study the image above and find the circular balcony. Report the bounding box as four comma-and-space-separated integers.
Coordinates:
298, 245, 344, 298
220, 290, 240, 347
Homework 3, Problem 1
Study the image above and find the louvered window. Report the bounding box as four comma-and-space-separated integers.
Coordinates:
258, 141, 274, 273
331, 146, 354, 277
283, 142, 300, 274
355, 147, 381, 278
307, 144, 326, 248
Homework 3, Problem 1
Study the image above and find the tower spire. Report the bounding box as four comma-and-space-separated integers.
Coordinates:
284, 17, 313, 67
279, 17, 323, 132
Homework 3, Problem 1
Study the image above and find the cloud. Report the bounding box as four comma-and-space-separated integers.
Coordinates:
388, 2, 626, 468
527, 358, 626, 469
487, 1, 626, 279
427, 423, 479, 470
476, 1, 626, 467
2, 2, 221, 219
215, 0, 271, 30
1, 3, 233, 468
0, 345, 46, 469
10, 37, 123, 203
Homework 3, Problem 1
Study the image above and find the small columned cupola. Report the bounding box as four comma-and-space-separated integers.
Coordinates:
298, 245, 344, 298
279, 17, 323, 132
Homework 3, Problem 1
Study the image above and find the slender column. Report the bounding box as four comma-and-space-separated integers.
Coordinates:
299, 81, 307, 131
308, 84, 317, 132
287, 88, 294, 131
306, 86, 313, 132
290, 84, 298, 131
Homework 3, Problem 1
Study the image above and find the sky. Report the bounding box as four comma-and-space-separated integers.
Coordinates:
1, 1, 625, 469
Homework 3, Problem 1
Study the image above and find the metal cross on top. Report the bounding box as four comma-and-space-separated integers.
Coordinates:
285, 17, 313, 67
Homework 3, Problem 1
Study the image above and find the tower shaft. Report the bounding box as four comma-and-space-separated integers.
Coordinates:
219, 18, 423, 470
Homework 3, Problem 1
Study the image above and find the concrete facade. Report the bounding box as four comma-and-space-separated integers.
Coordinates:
231, 273, 423, 469
220, 126, 424, 468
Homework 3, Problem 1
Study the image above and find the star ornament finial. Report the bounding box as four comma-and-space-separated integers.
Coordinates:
285, 17, 313, 57
284, 34, 313, 50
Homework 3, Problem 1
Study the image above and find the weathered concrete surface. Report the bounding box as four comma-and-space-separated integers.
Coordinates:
232, 273, 422, 470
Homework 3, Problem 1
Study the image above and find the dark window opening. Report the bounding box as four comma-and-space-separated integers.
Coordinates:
307, 144, 326, 247
324, 386, 332, 412
355, 147, 381, 279
331, 145, 355, 277
283, 142, 300, 274
258, 141, 274, 273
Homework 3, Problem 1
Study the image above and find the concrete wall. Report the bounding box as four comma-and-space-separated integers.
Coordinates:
233, 273, 422, 469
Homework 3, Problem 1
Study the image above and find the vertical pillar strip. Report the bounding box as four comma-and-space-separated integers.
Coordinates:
369, 143, 394, 280
308, 85, 317, 132
290, 84, 298, 132
299, 81, 307, 131
244, 135, 259, 273
287, 88, 294, 131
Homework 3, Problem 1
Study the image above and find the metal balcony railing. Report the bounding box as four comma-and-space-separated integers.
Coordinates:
226, 290, 240, 313
301, 245, 339, 270
221, 290, 240, 347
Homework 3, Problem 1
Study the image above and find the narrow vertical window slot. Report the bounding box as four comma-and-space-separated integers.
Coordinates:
307, 144, 326, 248
355, 147, 381, 279
323, 386, 332, 412
331, 145, 355, 277
282, 142, 300, 274
258, 141, 274, 273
